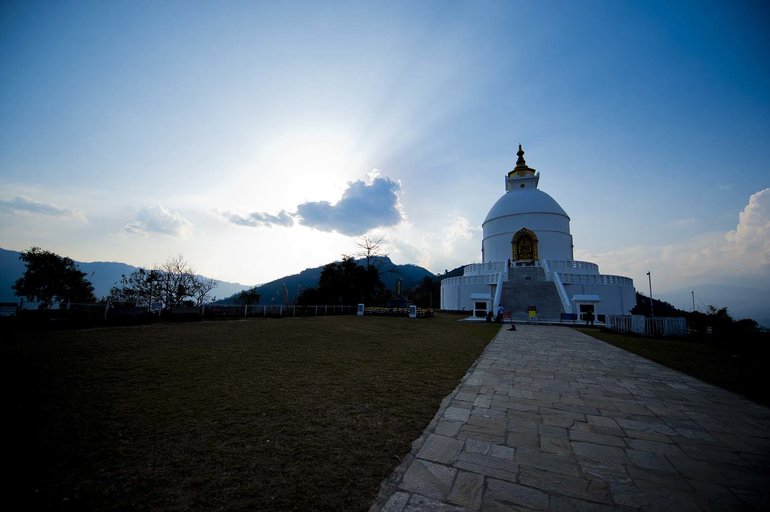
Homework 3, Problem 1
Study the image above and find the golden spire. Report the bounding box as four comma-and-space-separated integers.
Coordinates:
508, 144, 536, 177
515, 144, 526, 168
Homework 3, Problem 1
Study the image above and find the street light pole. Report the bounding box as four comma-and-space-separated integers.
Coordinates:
646, 271, 654, 318
691, 290, 695, 311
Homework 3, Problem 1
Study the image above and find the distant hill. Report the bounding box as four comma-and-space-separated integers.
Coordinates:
218, 256, 436, 305
0, 247, 251, 302
661, 284, 770, 329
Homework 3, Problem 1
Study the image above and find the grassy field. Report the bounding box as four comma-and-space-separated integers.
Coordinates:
2, 314, 500, 511
575, 328, 770, 406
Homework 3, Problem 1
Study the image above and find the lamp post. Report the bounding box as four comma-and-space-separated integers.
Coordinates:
691, 290, 695, 311
646, 271, 654, 318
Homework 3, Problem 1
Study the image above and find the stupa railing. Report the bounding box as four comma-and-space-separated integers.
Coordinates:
558, 273, 633, 287
441, 273, 500, 286
545, 260, 599, 274
463, 261, 506, 276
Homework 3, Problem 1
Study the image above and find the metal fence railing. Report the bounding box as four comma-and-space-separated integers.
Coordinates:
3, 302, 361, 326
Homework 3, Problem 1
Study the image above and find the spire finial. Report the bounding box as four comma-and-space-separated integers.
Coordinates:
516, 144, 526, 167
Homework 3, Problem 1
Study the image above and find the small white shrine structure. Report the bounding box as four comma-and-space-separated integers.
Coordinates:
440, 145, 636, 321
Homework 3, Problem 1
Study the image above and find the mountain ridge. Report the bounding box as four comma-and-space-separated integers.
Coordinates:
0, 248, 439, 306
0, 247, 252, 302
217, 255, 436, 305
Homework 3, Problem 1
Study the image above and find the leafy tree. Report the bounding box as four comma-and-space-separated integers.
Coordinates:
13, 247, 96, 308
408, 276, 439, 308
296, 256, 388, 305
236, 287, 261, 305
109, 255, 217, 309
109, 268, 163, 307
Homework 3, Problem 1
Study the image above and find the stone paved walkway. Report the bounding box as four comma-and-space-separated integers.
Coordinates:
370, 324, 770, 511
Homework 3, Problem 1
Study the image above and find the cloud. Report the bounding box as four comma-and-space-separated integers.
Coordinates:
667, 217, 698, 230
224, 174, 403, 236
0, 195, 84, 219
389, 214, 480, 273
576, 188, 770, 291
221, 210, 295, 228
124, 205, 192, 237
296, 176, 402, 235
726, 188, 770, 266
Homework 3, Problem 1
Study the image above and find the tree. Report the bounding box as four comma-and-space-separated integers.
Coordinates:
355, 234, 387, 270
236, 287, 261, 305
109, 255, 217, 309
296, 256, 389, 305
109, 268, 163, 307
409, 276, 440, 308
13, 247, 96, 308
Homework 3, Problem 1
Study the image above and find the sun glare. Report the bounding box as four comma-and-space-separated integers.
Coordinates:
261, 131, 361, 205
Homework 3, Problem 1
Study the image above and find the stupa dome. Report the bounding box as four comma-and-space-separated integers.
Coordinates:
481, 145, 573, 262
483, 188, 569, 225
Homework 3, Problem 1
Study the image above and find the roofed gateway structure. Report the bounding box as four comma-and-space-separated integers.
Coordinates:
440, 145, 636, 321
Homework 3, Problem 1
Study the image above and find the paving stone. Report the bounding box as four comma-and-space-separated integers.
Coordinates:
610, 483, 699, 511
489, 444, 515, 459
615, 417, 678, 436
404, 494, 470, 512
539, 423, 568, 438
505, 430, 540, 448
435, 419, 463, 437
625, 449, 676, 472
547, 495, 618, 512
515, 447, 581, 476
483, 478, 549, 510
444, 406, 470, 422
585, 414, 619, 429
454, 391, 477, 403
371, 325, 770, 512
625, 465, 692, 491
518, 466, 611, 503
417, 434, 464, 465
454, 451, 519, 483
665, 454, 724, 483
540, 436, 572, 456
568, 429, 626, 447
400, 459, 457, 500
381, 491, 411, 512
623, 429, 675, 443
446, 470, 483, 510
625, 438, 681, 455
463, 438, 491, 455
687, 480, 744, 510
578, 459, 632, 484
571, 442, 629, 465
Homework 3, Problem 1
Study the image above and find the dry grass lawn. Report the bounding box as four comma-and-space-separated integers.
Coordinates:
3, 314, 500, 511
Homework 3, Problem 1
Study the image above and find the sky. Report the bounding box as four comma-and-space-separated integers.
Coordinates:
1, 0, 768, 315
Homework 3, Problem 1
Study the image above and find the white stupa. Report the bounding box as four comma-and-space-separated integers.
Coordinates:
441, 145, 636, 321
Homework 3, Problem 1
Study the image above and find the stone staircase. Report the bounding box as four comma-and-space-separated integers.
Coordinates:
500, 266, 564, 320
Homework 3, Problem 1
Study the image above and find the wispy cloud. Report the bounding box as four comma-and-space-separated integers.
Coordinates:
668, 217, 698, 229
124, 205, 192, 237
0, 195, 84, 219
221, 210, 295, 228
223, 174, 403, 236
576, 188, 770, 291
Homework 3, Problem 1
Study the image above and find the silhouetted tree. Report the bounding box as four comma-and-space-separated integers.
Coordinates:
13, 247, 96, 308
355, 235, 387, 270
296, 256, 388, 305
408, 276, 439, 308
236, 287, 261, 305
109, 255, 217, 308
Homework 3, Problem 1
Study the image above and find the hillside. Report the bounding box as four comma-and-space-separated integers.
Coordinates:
0, 248, 251, 302
218, 256, 436, 305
